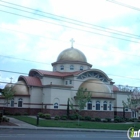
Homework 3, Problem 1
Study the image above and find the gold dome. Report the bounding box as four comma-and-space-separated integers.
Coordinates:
57, 47, 87, 62
79, 79, 111, 97
12, 81, 29, 95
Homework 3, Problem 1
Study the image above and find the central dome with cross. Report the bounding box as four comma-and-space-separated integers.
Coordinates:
52, 39, 92, 72
57, 39, 87, 62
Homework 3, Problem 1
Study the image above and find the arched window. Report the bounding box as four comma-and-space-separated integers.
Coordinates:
109, 101, 112, 111
60, 65, 64, 70
54, 103, 58, 109
96, 101, 100, 110
80, 66, 83, 71
11, 98, 14, 107
87, 101, 92, 110
132, 110, 137, 118
65, 81, 68, 85
70, 65, 74, 70
18, 98, 23, 107
103, 101, 107, 110
69, 80, 72, 84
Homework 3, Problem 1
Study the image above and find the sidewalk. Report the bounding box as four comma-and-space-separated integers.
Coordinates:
0, 116, 127, 133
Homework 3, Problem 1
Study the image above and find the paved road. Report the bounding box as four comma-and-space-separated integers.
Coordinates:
0, 129, 134, 140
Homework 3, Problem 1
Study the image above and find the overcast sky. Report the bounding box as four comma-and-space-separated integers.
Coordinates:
0, 0, 140, 88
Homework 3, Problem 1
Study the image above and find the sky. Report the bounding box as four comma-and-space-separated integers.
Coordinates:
0, 0, 140, 89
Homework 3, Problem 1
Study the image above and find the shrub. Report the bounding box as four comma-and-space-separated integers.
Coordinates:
23, 112, 28, 115
79, 115, 85, 120
69, 114, 77, 120
105, 118, 111, 122
38, 112, 45, 118
38, 112, 43, 117
129, 118, 138, 122
60, 115, 67, 120
2, 117, 9, 122
4, 111, 10, 115
114, 116, 125, 123
91, 118, 95, 122
124, 118, 129, 122
54, 115, 60, 120
4, 111, 13, 115
95, 117, 101, 122
45, 114, 51, 119
85, 116, 91, 121
102, 119, 108, 122
14, 112, 21, 116
0, 118, 2, 123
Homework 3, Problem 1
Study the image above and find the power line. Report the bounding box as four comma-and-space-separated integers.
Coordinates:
0, 3, 140, 40
0, 70, 27, 75
1, 46, 140, 69
0, 10, 139, 44
1, 0, 139, 39
107, 0, 140, 11
0, 3, 140, 43
0, 54, 49, 64
1, 27, 140, 59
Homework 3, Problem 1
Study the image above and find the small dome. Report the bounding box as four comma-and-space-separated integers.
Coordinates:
5, 83, 13, 89
79, 79, 111, 97
113, 85, 119, 92
12, 81, 29, 95
57, 47, 87, 62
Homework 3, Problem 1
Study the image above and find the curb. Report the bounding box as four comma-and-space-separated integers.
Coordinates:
0, 126, 127, 133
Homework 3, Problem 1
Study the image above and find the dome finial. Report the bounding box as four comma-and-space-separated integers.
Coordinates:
70, 38, 75, 48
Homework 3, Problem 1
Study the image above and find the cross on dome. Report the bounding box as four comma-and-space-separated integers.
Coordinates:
10, 77, 13, 83
70, 38, 75, 48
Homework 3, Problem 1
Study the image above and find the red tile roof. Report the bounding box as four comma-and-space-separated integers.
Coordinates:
18, 76, 42, 87
113, 85, 119, 92
29, 69, 82, 77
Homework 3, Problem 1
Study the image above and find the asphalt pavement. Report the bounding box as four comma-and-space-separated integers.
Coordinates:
0, 129, 130, 140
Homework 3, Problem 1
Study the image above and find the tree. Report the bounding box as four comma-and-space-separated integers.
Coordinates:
122, 91, 140, 127
70, 88, 91, 125
122, 92, 140, 113
1, 86, 14, 107
67, 98, 70, 118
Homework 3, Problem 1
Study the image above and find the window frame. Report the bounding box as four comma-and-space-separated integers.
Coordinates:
87, 101, 92, 110
103, 101, 107, 110
18, 98, 23, 107
60, 65, 64, 70
11, 98, 14, 107
80, 66, 83, 71
70, 65, 74, 70
54, 103, 58, 109
69, 80, 72, 84
96, 101, 100, 110
65, 81, 68, 85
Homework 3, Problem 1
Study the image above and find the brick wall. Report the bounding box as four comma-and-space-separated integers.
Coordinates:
0, 107, 131, 119
114, 111, 131, 118
42, 109, 114, 118
0, 107, 41, 115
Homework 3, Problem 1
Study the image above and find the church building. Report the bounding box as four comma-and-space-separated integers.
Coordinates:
0, 40, 134, 119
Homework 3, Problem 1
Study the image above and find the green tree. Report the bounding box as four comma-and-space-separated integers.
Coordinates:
70, 88, 91, 125
1, 86, 14, 107
122, 94, 140, 111
122, 93, 140, 127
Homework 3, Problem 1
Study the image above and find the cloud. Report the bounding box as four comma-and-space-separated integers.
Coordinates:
0, 0, 140, 87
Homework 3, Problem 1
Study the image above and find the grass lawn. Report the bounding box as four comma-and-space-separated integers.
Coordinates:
12, 116, 140, 130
